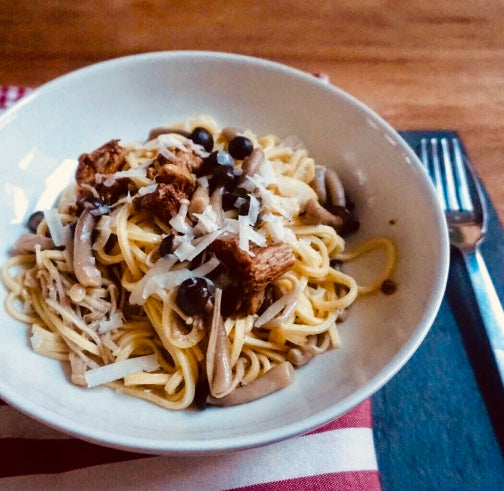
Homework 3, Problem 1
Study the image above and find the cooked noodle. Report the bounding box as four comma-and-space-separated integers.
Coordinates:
2, 117, 397, 410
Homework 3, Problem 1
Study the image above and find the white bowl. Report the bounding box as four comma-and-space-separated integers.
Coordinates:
0, 51, 449, 454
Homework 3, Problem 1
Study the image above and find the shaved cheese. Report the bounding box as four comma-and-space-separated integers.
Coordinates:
234, 197, 247, 208
262, 213, 286, 242
248, 227, 267, 247
137, 183, 158, 196
100, 167, 147, 187
174, 237, 196, 261
238, 215, 250, 253
169, 199, 192, 234
223, 218, 240, 234
159, 147, 179, 162
157, 133, 188, 151
144, 133, 187, 153
247, 195, 260, 225
84, 354, 160, 388
98, 311, 125, 334
258, 158, 277, 184
143, 256, 220, 298
256, 278, 306, 328
186, 228, 227, 261
129, 255, 178, 305
240, 177, 297, 220
30, 333, 43, 350
43, 208, 70, 247
193, 205, 220, 234
255, 293, 290, 327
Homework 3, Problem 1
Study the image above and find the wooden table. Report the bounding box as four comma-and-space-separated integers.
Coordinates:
1, 1, 503, 221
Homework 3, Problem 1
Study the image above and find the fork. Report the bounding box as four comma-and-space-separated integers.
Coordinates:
410, 133, 504, 388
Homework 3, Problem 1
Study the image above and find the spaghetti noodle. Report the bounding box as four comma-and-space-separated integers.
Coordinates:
2, 116, 397, 409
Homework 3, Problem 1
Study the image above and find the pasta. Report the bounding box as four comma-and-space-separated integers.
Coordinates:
2, 117, 397, 410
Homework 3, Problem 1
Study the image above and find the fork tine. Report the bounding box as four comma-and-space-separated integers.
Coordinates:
429, 138, 447, 210
451, 137, 474, 213
420, 138, 430, 172
440, 138, 460, 211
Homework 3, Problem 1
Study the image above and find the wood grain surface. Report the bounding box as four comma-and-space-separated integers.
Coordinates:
1, 0, 502, 220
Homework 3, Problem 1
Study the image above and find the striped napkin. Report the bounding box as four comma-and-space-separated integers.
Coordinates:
0, 84, 381, 490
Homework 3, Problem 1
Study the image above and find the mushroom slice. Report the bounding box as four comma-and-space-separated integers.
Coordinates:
73, 209, 101, 288
325, 168, 346, 207
189, 185, 210, 219
298, 198, 343, 229
206, 288, 233, 398
240, 148, 265, 180
207, 361, 295, 406
147, 127, 190, 141
286, 347, 315, 367
14, 233, 55, 253
210, 186, 224, 225
311, 165, 327, 204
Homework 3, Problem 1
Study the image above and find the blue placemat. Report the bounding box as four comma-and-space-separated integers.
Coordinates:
372, 132, 504, 489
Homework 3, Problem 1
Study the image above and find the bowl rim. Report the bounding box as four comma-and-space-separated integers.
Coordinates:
0, 50, 450, 454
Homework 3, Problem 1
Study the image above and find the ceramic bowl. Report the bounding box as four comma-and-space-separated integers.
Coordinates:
0, 51, 449, 454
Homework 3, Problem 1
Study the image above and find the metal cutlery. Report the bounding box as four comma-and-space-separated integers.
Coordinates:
402, 131, 504, 388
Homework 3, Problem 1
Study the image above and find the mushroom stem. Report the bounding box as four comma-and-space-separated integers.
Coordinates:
210, 186, 224, 225
240, 148, 265, 180
14, 233, 55, 253
207, 361, 295, 406
311, 165, 327, 204
298, 199, 343, 229
73, 209, 101, 288
325, 168, 346, 207
206, 288, 233, 398
189, 185, 210, 219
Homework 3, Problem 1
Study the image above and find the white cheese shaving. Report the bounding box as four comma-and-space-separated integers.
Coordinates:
223, 218, 240, 234
129, 255, 178, 305
247, 195, 260, 225
97, 311, 125, 334
100, 167, 147, 187
159, 147, 178, 161
84, 354, 160, 388
262, 213, 286, 242
144, 133, 187, 153
258, 158, 277, 184
234, 197, 247, 208
187, 228, 227, 261
248, 227, 267, 247
238, 215, 250, 253
193, 205, 220, 234
30, 333, 43, 350
137, 183, 158, 196
43, 208, 70, 247
143, 256, 220, 299
169, 199, 192, 234
174, 236, 196, 261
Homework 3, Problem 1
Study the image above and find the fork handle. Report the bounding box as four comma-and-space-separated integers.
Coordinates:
462, 247, 504, 388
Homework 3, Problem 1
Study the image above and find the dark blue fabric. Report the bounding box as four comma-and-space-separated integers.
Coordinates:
372, 132, 504, 490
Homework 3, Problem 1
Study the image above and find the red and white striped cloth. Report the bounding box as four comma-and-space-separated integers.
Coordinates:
0, 84, 381, 490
